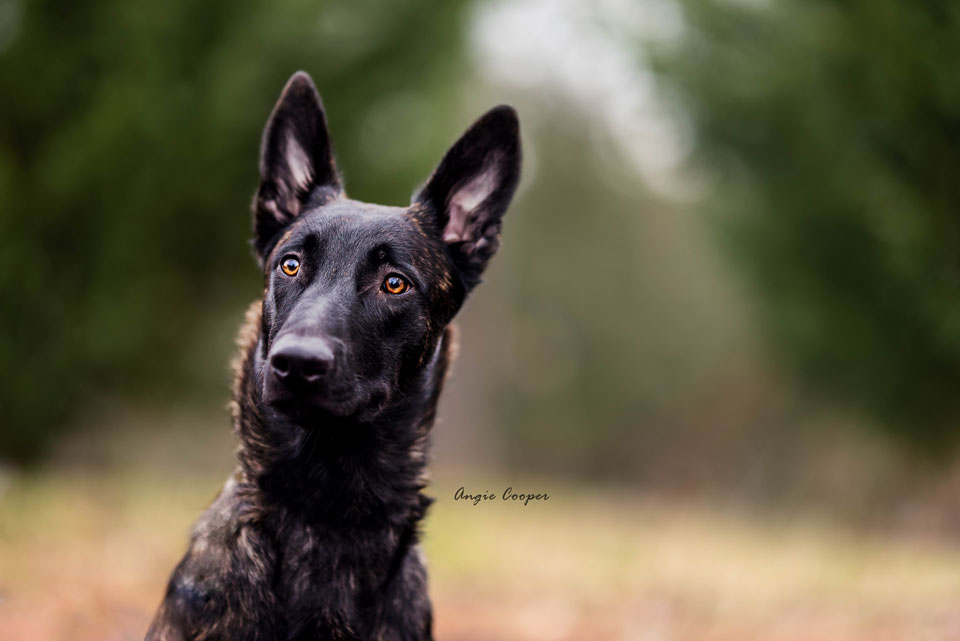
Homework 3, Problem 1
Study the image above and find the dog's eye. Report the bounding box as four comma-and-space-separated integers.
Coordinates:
280, 256, 300, 277
382, 274, 410, 295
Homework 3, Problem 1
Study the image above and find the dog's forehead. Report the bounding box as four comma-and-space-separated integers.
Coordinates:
268, 199, 452, 282
297, 199, 417, 241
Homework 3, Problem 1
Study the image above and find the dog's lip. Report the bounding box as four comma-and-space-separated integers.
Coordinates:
267, 393, 359, 419
261, 365, 358, 415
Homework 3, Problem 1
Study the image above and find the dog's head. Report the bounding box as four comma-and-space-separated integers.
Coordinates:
250, 72, 521, 421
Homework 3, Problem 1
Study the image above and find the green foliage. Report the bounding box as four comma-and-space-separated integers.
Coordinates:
470, 112, 748, 479
662, 0, 960, 448
0, 0, 472, 461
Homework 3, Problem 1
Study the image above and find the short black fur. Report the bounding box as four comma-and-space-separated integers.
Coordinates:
145, 71, 521, 641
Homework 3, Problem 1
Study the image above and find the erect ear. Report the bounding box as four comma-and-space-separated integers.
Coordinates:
414, 105, 521, 289
253, 71, 341, 261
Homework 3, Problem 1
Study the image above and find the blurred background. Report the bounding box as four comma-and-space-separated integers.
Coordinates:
3, 0, 960, 639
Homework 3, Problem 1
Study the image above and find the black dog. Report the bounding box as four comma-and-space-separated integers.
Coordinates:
145, 72, 521, 641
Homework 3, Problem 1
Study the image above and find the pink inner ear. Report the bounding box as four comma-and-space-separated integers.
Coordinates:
443, 165, 500, 243
285, 129, 314, 193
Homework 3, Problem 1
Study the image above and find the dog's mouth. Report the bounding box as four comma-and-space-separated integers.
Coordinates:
263, 380, 393, 423
257, 343, 396, 423
266, 388, 359, 419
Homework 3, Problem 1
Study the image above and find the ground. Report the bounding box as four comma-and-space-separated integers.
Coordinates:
2, 460, 960, 641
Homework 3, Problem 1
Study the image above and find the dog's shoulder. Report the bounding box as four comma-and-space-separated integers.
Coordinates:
145, 471, 282, 641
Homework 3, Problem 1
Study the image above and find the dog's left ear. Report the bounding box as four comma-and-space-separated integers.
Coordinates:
414, 106, 521, 289
253, 71, 341, 261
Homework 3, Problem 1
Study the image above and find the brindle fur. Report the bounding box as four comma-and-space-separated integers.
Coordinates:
145, 72, 520, 641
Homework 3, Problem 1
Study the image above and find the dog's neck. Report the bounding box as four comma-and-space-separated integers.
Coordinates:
228, 301, 452, 532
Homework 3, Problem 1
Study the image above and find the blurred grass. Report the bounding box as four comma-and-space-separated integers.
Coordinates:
3, 425, 960, 641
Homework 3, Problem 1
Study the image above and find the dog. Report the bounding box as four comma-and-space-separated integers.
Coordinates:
144, 71, 521, 641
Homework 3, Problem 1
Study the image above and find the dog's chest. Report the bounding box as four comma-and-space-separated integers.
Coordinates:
276, 520, 400, 639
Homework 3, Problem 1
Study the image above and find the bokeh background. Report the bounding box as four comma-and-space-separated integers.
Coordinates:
3, 1, 960, 639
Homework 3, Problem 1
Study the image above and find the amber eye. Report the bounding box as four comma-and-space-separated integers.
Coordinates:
382, 274, 410, 295
280, 256, 300, 277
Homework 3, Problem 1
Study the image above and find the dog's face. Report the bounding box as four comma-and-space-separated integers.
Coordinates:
251, 72, 520, 420
257, 201, 457, 419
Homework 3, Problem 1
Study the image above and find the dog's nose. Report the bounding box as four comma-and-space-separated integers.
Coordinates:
269, 336, 335, 385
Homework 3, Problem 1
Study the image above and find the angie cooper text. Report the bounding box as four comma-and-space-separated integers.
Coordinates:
453, 486, 550, 506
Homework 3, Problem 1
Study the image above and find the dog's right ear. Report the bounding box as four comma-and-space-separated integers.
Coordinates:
413, 106, 521, 290
253, 71, 341, 261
